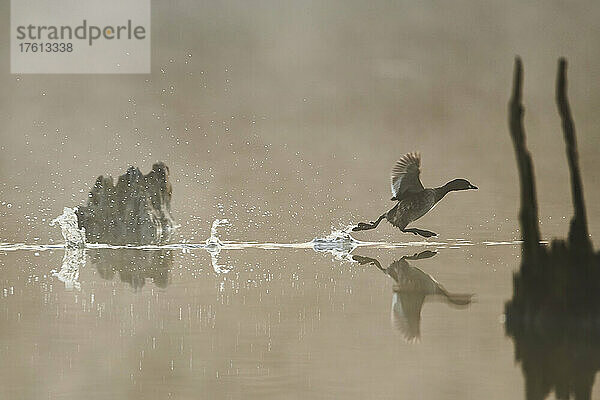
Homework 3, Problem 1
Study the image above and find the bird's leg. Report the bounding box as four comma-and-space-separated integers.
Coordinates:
352, 255, 385, 271
402, 250, 437, 261
402, 228, 438, 238
352, 213, 386, 232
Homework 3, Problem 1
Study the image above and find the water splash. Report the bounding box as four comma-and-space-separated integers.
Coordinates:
311, 225, 358, 245
310, 225, 359, 260
52, 247, 86, 290
49, 208, 86, 288
50, 207, 86, 248
209, 248, 233, 274
206, 219, 233, 273
206, 219, 228, 248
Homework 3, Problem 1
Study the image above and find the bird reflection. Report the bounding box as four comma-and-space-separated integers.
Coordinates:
89, 249, 173, 289
353, 251, 472, 342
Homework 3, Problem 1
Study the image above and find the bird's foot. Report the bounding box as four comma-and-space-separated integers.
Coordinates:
352, 255, 375, 265
352, 222, 374, 231
403, 250, 437, 261
417, 229, 437, 238
403, 228, 437, 238
352, 255, 384, 270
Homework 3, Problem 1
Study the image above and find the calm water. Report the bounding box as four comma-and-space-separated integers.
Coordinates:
1, 237, 594, 399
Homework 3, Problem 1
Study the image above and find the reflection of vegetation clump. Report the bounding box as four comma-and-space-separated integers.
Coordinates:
90, 249, 173, 289
75, 162, 175, 245
504, 58, 600, 400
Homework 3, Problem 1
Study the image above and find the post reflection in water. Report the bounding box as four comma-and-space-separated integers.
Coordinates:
353, 251, 473, 342
90, 249, 173, 289
505, 59, 600, 400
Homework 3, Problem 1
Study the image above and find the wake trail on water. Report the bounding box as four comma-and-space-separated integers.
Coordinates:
0, 209, 526, 253
0, 210, 530, 291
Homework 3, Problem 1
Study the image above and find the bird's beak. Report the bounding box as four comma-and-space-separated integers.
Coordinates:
469, 184, 478, 190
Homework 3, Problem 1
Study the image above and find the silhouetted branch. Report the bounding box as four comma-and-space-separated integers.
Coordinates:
556, 58, 591, 250
508, 57, 541, 260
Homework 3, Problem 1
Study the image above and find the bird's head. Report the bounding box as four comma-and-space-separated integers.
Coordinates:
446, 178, 478, 192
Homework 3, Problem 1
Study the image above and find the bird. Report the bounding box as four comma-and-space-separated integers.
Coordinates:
353, 251, 473, 342
352, 152, 477, 237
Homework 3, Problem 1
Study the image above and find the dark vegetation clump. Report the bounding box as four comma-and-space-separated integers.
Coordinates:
76, 162, 176, 245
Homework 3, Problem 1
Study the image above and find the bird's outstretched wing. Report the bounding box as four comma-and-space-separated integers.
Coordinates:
390, 152, 424, 200
391, 292, 424, 342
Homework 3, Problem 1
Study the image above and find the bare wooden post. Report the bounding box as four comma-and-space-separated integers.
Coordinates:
555, 58, 591, 251
508, 57, 541, 260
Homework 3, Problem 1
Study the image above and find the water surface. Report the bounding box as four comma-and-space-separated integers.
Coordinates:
2, 238, 585, 399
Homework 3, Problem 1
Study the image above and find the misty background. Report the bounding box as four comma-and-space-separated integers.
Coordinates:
1, 0, 599, 244
2, 2, 600, 399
